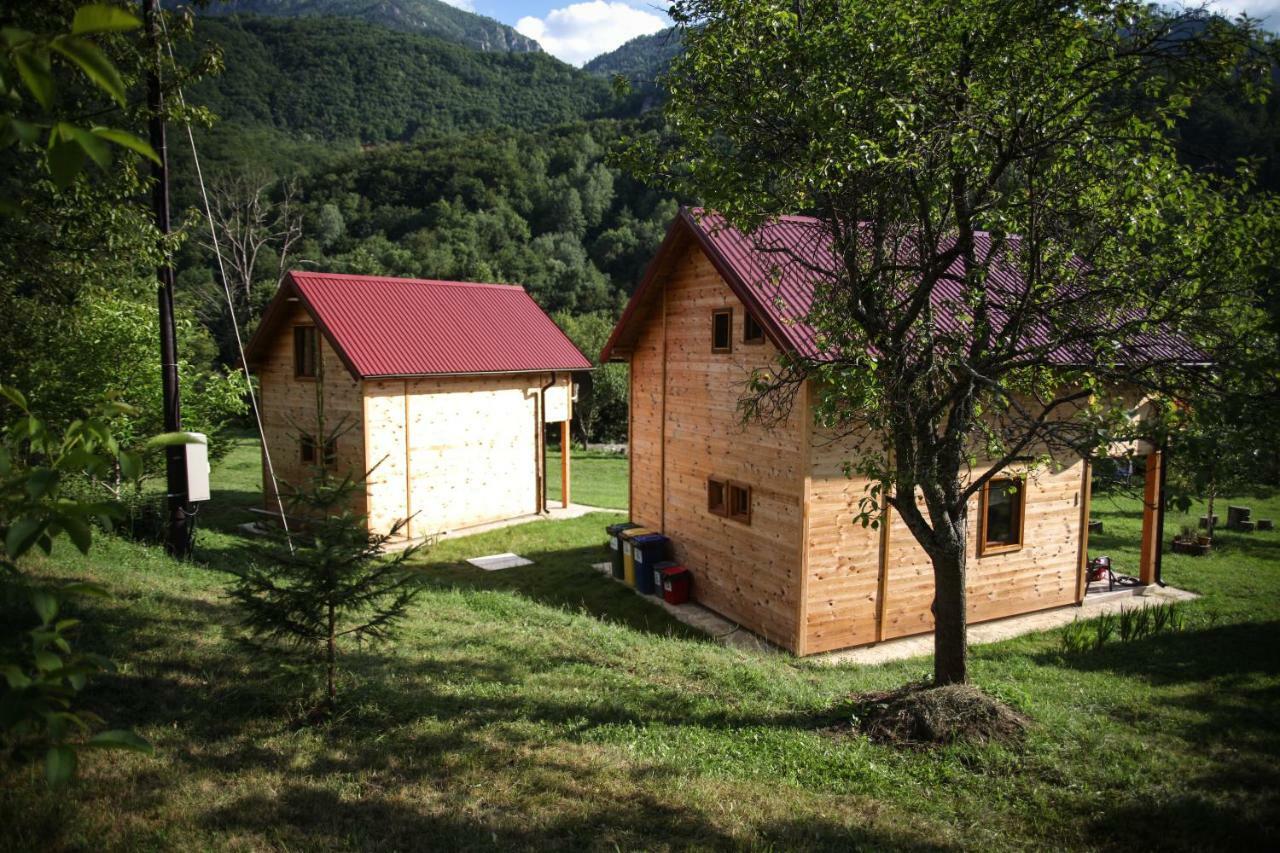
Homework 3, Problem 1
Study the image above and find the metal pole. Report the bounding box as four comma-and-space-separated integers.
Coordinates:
145, 0, 190, 557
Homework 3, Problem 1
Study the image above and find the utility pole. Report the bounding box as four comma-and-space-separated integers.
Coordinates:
144, 0, 191, 558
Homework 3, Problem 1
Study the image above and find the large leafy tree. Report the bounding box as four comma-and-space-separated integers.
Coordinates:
625, 0, 1276, 684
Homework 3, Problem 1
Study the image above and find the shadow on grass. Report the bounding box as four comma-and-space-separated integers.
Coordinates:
416, 540, 708, 644
1037, 621, 1280, 849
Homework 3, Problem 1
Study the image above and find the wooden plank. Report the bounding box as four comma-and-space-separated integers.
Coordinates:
561, 418, 571, 507
1075, 460, 1092, 603
1139, 451, 1161, 585
875, 502, 892, 642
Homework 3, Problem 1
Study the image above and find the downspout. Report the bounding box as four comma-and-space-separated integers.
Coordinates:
538, 371, 558, 514
1154, 440, 1169, 587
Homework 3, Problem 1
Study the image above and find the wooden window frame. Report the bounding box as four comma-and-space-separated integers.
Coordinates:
711, 308, 733, 353
743, 311, 766, 345
708, 476, 752, 525
978, 476, 1026, 557
707, 477, 727, 516
300, 434, 337, 467
293, 325, 318, 379
728, 482, 752, 525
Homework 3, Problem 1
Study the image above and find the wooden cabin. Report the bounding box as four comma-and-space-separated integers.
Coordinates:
244, 272, 591, 539
601, 209, 1167, 656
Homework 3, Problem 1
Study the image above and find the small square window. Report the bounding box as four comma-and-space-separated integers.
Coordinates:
743, 312, 765, 344
728, 483, 752, 524
294, 326, 318, 378
708, 478, 727, 516
711, 309, 732, 353
301, 435, 337, 467
979, 477, 1024, 556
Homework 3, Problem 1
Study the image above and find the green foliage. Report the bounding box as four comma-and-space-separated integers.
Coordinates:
229, 458, 425, 714
0, 3, 157, 199
190, 0, 541, 53
553, 311, 629, 443
180, 16, 615, 145
0, 386, 155, 784
1059, 603, 1188, 655
0, 582, 152, 786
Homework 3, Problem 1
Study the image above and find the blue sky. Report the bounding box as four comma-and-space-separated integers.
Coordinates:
446, 1, 673, 65
453, 1, 1277, 67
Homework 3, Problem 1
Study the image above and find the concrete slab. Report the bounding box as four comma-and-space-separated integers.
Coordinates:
589, 562, 785, 654
813, 583, 1198, 667
587, 560, 1196, 664
467, 552, 534, 571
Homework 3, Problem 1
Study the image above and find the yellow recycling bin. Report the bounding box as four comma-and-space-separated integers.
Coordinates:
618, 527, 654, 587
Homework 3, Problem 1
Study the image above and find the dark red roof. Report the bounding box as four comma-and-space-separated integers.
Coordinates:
246, 272, 591, 379
601, 208, 1201, 366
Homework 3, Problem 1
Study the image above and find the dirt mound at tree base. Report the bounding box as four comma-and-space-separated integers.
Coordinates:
849, 682, 1029, 747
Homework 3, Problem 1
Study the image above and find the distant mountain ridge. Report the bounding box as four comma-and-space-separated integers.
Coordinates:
583, 27, 681, 82
183, 15, 614, 145
184, 0, 541, 53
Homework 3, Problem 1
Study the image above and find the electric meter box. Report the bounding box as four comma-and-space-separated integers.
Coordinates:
185, 433, 211, 502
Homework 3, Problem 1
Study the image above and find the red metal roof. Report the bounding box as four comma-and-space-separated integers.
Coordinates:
248, 272, 591, 379
601, 208, 1201, 366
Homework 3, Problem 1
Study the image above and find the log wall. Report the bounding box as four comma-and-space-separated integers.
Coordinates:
257, 302, 367, 518
804, 421, 1088, 654
628, 244, 807, 650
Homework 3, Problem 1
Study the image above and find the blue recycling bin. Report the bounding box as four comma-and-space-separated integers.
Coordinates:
631, 533, 669, 595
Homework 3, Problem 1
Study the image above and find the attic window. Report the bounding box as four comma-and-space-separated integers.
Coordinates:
743, 312, 765, 344
979, 477, 1025, 556
712, 309, 732, 353
294, 325, 318, 378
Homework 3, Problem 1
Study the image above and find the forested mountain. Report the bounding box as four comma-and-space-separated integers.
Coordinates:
185, 16, 615, 144
182, 0, 540, 53
583, 27, 682, 84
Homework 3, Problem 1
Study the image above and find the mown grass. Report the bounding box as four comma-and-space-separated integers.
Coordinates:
546, 447, 628, 509
1, 443, 1277, 851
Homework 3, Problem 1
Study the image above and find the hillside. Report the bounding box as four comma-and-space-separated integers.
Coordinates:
185, 16, 615, 143
185, 0, 540, 53
583, 26, 682, 84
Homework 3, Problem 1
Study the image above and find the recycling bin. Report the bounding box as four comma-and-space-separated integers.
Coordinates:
631, 533, 669, 595
652, 560, 680, 598
606, 522, 639, 580
661, 565, 692, 605
618, 527, 654, 587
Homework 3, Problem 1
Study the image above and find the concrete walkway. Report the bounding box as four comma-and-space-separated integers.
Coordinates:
814, 583, 1198, 666
589, 560, 1196, 664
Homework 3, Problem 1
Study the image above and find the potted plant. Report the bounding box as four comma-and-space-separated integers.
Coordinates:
1172, 523, 1211, 556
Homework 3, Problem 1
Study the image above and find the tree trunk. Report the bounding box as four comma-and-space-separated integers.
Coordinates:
326, 602, 336, 708
1206, 480, 1216, 541
929, 519, 969, 685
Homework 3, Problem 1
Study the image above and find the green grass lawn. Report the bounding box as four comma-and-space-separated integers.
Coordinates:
546, 447, 628, 509
2, 441, 1278, 851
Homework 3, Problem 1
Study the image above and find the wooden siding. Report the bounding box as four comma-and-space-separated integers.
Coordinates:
362, 374, 569, 538
630, 244, 807, 650
258, 302, 366, 518
804, 417, 1088, 653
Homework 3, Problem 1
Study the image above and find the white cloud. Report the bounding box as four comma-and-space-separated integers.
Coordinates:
516, 1, 668, 66
1204, 0, 1280, 25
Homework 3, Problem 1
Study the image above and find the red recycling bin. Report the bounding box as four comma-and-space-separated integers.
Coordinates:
660, 565, 691, 605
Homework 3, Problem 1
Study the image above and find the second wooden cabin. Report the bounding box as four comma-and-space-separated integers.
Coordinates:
602, 209, 1167, 655
244, 272, 591, 539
